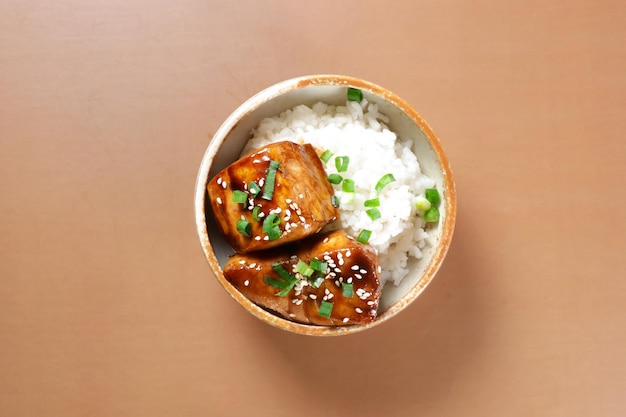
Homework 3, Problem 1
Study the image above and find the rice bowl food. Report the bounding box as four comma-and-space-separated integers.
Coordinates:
195, 75, 456, 335
244, 98, 436, 287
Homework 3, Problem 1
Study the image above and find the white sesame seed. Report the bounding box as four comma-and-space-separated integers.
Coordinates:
299, 216, 305, 223
347, 277, 353, 284
338, 258, 344, 266
334, 267, 341, 273
263, 236, 269, 241
244, 280, 249, 286
342, 317, 349, 323
289, 313, 296, 318
323, 237, 329, 243
329, 272, 336, 277
355, 307, 363, 314
239, 260, 246, 265
292, 298, 298, 304
291, 222, 298, 228
295, 299, 303, 305
298, 193, 304, 199
249, 263, 256, 268
359, 269, 367, 274
346, 250, 351, 257
377, 266, 382, 273
324, 288, 330, 295
309, 294, 317, 300
285, 198, 292, 204
351, 265, 359, 271
222, 182, 227, 189
367, 300, 375, 306
259, 178, 264, 187
273, 207, 282, 214
355, 274, 362, 279
258, 212, 265, 218
285, 223, 291, 231
323, 255, 332, 261
334, 280, 340, 287
217, 197, 223, 204
327, 293, 334, 299
285, 209, 291, 217
254, 236, 261, 241
217, 178, 222, 185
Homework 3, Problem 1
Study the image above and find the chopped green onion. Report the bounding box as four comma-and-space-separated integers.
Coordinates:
415, 196, 431, 212
424, 207, 440, 223
342, 179, 355, 193
320, 149, 334, 163
262, 213, 279, 232
331, 195, 340, 207
342, 283, 354, 298
236, 219, 251, 236
248, 181, 261, 197
272, 262, 297, 284
366, 208, 381, 220
310, 258, 328, 273
267, 263, 297, 296
357, 229, 372, 244
347, 87, 363, 102
375, 173, 396, 194
264, 275, 289, 290
311, 276, 324, 288
262, 160, 280, 200
340, 192, 354, 204
425, 188, 440, 206
295, 260, 314, 277
327, 173, 343, 184
267, 226, 281, 241
364, 197, 380, 207
232, 190, 248, 204
252, 206, 262, 221
318, 300, 334, 318
335, 156, 350, 173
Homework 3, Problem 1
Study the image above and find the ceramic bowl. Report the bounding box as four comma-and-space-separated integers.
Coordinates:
195, 74, 456, 336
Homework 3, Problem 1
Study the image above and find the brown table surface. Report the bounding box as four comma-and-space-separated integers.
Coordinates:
2, 1, 625, 416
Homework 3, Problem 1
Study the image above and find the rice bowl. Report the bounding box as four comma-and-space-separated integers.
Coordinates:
195, 74, 456, 335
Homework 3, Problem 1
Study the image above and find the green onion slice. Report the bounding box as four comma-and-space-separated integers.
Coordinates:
347, 87, 363, 102
375, 173, 396, 194
320, 149, 334, 163
262, 213, 280, 233
262, 160, 280, 200
331, 195, 340, 208
342, 179, 355, 193
424, 206, 440, 223
264, 275, 289, 290
342, 283, 354, 298
335, 156, 350, 173
295, 260, 314, 277
311, 276, 324, 288
232, 190, 248, 204
310, 258, 328, 273
327, 173, 343, 184
248, 181, 261, 197
425, 188, 440, 206
318, 300, 334, 318
252, 206, 262, 221
364, 197, 380, 207
267, 225, 281, 241
357, 229, 372, 244
415, 196, 431, 212
366, 208, 381, 220
272, 262, 296, 283
236, 219, 251, 236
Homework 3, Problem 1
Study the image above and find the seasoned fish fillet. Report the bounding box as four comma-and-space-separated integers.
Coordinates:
207, 141, 339, 253
223, 230, 381, 326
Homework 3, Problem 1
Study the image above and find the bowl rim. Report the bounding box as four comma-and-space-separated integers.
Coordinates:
194, 74, 456, 336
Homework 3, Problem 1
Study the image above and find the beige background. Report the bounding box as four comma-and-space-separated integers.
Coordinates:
1, 0, 625, 416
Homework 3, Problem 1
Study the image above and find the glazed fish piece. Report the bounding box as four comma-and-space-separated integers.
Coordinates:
207, 141, 339, 254
223, 229, 381, 326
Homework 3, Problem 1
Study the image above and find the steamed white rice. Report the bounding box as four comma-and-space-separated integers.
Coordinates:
243, 99, 436, 286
